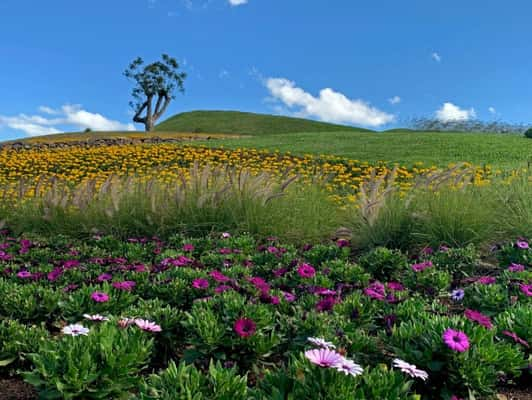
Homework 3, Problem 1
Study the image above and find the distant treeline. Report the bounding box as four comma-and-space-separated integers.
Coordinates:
409, 118, 530, 134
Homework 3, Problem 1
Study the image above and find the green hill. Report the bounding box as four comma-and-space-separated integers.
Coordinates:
155, 110, 372, 135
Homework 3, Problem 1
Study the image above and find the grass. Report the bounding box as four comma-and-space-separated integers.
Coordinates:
347, 172, 532, 251
3, 110, 532, 169
155, 110, 372, 135
1, 161, 531, 249
198, 130, 532, 169
0, 165, 340, 243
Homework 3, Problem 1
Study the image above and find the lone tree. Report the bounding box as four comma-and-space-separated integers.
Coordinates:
124, 54, 186, 132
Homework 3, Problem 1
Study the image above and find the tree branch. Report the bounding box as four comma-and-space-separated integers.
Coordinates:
153, 93, 164, 117
132, 101, 149, 123
153, 93, 171, 122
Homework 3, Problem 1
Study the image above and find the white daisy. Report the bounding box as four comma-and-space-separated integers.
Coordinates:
62, 323, 90, 336
392, 358, 429, 380
83, 314, 109, 322
307, 337, 336, 349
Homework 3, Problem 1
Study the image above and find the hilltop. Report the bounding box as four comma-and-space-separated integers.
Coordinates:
154, 110, 372, 135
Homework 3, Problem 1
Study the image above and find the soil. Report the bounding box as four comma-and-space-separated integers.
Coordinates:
0, 377, 530, 399
497, 388, 532, 400
0, 379, 37, 400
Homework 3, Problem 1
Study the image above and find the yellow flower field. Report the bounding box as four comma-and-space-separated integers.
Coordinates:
0, 143, 501, 203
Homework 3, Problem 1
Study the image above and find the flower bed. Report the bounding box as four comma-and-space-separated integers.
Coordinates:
0, 144, 495, 203
0, 230, 530, 399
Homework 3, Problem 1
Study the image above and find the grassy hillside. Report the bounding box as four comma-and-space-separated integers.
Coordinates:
199, 130, 532, 170
155, 110, 372, 135
2, 110, 531, 170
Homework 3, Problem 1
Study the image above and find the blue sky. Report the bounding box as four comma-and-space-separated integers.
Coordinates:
1, 0, 531, 140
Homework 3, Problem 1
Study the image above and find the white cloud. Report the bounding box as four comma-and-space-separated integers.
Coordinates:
432, 52, 441, 62
436, 102, 476, 122
388, 96, 401, 105
0, 105, 135, 137
229, 0, 247, 5
0, 116, 59, 136
265, 77, 395, 127
38, 106, 59, 115
488, 106, 496, 114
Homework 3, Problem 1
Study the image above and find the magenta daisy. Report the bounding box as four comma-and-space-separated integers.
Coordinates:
442, 328, 470, 352
411, 260, 433, 272
96, 273, 112, 282
134, 319, 162, 332
16, 271, 32, 279
192, 278, 209, 289
248, 276, 270, 291
210, 270, 230, 283
477, 276, 496, 285
315, 296, 336, 312
297, 263, 316, 278
304, 348, 344, 368
387, 282, 405, 291
519, 283, 532, 297
47, 268, 63, 281
508, 263, 525, 272
336, 239, 350, 248
364, 282, 386, 300
464, 309, 493, 329
234, 318, 257, 338
214, 285, 232, 293
516, 240, 529, 249
501, 330, 529, 348
182, 244, 194, 252
90, 291, 109, 303
392, 358, 429, 380
112, 280, 136, 291
282, 291, 297, 302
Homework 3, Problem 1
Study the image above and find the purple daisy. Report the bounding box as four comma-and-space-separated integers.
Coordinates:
304, 348, 344, 368
451, 289, 465, 301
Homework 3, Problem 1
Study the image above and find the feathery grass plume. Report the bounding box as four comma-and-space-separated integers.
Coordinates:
0, 163, 337, 242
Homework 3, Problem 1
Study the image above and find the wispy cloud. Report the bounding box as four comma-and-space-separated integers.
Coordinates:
388, 96, 401, 105
436, 102, 476, 122
431, 52, 442, 62
488, 106, 496, 114
229, 0, 248, 6
265, 77, 394, 127
180, 0, 213, 10
0, 105, 135, 137
219, 69, 230, 79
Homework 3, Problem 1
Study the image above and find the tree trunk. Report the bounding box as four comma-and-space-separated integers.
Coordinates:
145, 117, 154, 132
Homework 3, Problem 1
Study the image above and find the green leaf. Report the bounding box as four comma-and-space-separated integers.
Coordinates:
0, 357, 17, 366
